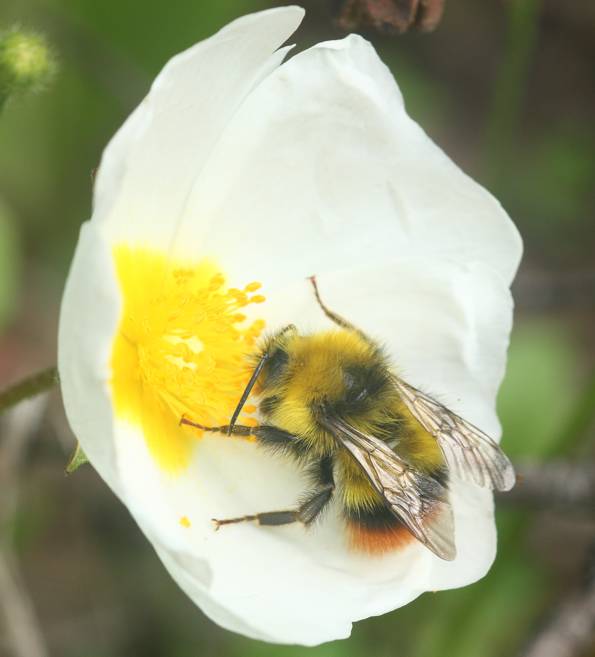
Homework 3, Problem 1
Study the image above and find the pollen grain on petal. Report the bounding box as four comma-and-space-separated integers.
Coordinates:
109, 245, 265, 472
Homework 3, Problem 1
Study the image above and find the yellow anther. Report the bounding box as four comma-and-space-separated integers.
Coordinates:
174, 268, 194, 279
244, 281, 262, 292
110, 246, 266, 473
209, 273, 225, 290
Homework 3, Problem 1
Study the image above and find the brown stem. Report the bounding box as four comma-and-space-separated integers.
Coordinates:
0, 399, 50, 657
519, 565, 595, 657
500, 461, 595, 512
335, 0, 446, 35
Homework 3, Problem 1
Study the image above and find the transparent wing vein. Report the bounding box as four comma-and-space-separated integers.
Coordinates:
326, 417, 456, 561
394, 378, 516, 492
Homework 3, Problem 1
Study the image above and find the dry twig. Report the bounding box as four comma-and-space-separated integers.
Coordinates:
519, 559, 595, 657
335, 0, 446, 34
0, 398, 50, 657
501, 461, 595, 513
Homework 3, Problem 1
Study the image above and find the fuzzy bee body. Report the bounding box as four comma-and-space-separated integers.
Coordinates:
183, 279, 515, 561
254, 329, 447, 553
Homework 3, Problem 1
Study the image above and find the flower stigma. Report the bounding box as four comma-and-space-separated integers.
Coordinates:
110, 246, 265, 472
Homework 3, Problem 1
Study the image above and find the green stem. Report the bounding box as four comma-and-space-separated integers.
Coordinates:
0, 367, 58, 414
548, 367, 595, 457
484, 0, 541, 190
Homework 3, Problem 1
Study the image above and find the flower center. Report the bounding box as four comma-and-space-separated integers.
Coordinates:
110, 245, 265, 471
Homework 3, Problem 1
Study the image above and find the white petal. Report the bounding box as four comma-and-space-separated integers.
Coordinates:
59, 10, 521, 647
93, 6, 304, 246
114, 422, 432, 645
168, 34, 521, 289
58, 223, 122, 494
60, 3, 304, 503
62, 255, 509, 644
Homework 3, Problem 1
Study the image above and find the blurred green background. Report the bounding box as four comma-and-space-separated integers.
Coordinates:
0, 1, 594, 656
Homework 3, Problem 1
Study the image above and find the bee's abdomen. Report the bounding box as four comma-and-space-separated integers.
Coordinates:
344, 504, 415, 555
339, 452, 414, 555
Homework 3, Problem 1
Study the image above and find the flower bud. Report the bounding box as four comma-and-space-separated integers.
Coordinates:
0, 28, 56, 104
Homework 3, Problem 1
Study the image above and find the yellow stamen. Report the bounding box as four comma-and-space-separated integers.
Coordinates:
110, 246, 265, 472
244, 282, 262, 292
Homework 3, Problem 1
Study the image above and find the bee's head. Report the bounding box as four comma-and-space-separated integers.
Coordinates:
256, 329, 391, 433
256, 326, 296, 391
333, 362, 392, 414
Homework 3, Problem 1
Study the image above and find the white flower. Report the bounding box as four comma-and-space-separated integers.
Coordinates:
58, 5, 522, 646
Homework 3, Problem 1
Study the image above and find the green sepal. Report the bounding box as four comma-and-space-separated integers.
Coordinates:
65, 442, 89, 474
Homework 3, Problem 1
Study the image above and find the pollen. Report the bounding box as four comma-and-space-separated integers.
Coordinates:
110, 246, 265, 472
179, 516, 191, 528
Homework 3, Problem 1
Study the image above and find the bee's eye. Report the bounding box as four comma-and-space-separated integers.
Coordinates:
263, 347, 289, 382
343, 369, 369, 404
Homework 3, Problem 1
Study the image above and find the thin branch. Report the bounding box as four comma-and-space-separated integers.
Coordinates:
0, 552, 49, 657
513, 269, 595, 313
483, 0, 541, 189
554, 370, 595, 456
335, 0, 446, 35
519, 561, 595, 657
0, 367, 58, 415
0, 398, 50, 657
501, 461, 595, 512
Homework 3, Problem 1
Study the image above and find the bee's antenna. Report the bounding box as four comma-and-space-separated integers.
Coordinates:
227, 351, 270, 435
307, 275, 367, 339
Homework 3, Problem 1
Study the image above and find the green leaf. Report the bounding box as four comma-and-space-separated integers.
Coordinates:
498, 320, 580, 458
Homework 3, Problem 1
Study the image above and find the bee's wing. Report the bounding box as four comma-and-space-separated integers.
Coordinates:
394, 378, 515, 492
326, 417, 456, 561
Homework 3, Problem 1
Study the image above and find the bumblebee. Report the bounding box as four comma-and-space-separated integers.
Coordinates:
182, 278, 515, 560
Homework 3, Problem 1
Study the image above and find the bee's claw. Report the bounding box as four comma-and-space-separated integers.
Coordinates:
211, 518, 222, 531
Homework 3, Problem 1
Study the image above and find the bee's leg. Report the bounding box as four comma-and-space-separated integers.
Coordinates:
179, 419, 298, 448
179, 417, 256, 440
212, 486, 334, 529
308, 275, 368, 340
213, 456, 335, 529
